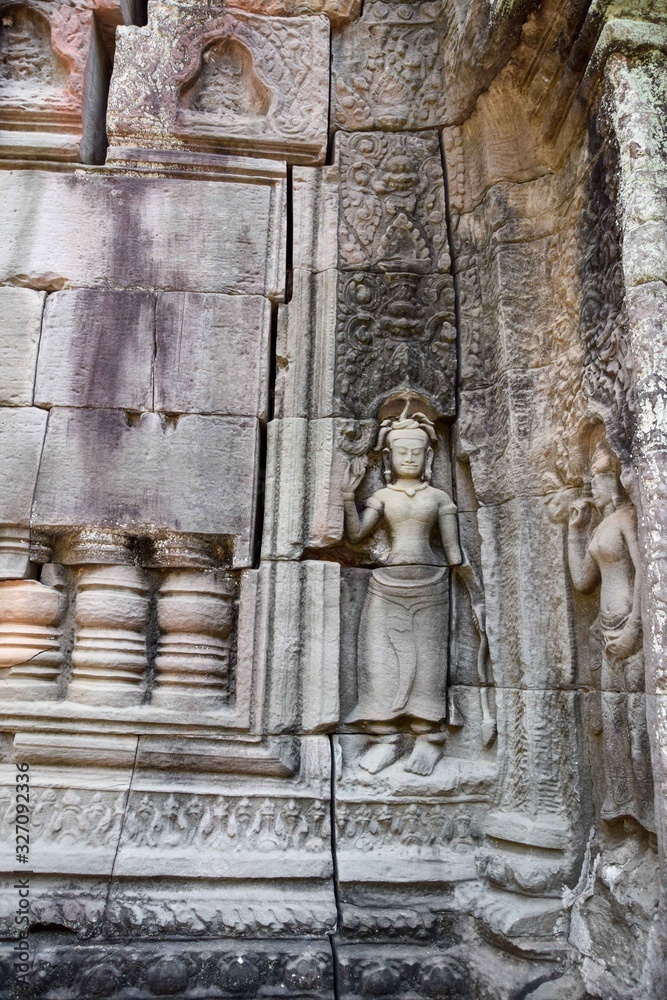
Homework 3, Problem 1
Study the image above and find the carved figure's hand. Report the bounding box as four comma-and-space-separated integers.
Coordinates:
606, 617, 643, 661
341, 456, 368, 498
569, 498, 593, 529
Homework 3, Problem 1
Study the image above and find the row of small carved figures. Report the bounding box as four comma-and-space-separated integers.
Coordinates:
0, 788, 483, 854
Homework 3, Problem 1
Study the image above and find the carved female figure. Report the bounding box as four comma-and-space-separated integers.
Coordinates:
568, 441, 654, 831
343, 404, 462, 775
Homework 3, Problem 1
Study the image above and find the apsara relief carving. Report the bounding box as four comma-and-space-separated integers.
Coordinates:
342, 403, 461, 776
568, 435, 654, 832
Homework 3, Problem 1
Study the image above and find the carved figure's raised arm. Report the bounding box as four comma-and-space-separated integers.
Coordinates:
341, 457, 382, 543
567, 499, 600, 593
343, 495, 383, 543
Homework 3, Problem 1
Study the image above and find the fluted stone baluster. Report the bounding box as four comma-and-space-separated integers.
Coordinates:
69, 565, 149, 706
153, 570, 235, 709
0, 565, 66, 700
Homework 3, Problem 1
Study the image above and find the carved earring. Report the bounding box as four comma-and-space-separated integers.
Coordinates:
382, 447, 392, 484
424, 448, 434, 483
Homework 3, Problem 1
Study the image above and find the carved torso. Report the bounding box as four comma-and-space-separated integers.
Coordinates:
367, 484, 456, 565
587, 504, 637, 621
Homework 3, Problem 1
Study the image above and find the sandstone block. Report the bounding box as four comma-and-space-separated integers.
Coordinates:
0, 577, 65, 697
108, 5, 330, 165
35, 289, 155, 411
167, 0, 360, 21
337, 131, 450, 274
292, 166, 339, 273
153, 569, 236, 710
0, 168, 286, 298
154, 292, 271, 418
477, 496, 576, 690
0, 286, 43, 406
69, 565, 150, 708
0, 406, 47, 525
32, 408, 260, 566
262, 417, 376, 560
275, 269, 338, 420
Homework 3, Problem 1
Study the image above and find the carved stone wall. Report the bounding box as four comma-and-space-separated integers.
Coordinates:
0, 1, 666, 999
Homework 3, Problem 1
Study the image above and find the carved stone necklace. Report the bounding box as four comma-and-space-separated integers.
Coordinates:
388, 481, 429, 498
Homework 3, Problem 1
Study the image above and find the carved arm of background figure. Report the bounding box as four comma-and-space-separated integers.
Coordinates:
452, 557, 497, 748
567, 499, 601, 593
606, 510, 643, 662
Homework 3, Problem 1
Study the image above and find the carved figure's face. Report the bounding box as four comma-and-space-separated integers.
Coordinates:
591, 471, 618, 509
390, 436, 426, 480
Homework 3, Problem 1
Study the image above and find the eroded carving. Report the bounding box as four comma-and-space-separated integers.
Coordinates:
69, 565, 150, 707
186, 37, 273, 120
336, 271, 456, 418
335, 132, 456, 417
153, 570, 236, 709
342, 403, 461, 776
0, 5, 66, 92
108, 8, 329, 164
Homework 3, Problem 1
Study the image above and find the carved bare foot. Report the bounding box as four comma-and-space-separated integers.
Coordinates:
404, 735, 444, 776
358, 739, 402, 775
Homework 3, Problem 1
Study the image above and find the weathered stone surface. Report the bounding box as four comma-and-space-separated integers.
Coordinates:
250, 560, 341, 734
337, 130, 450, 274
154, 292, 271, 418
0, 576, 65, 698
0, 405, 47, 525
0, 286, 43, 405
0, 167, 286, 297
173, 0, 359, 21
262, 417, 376, 559
35, 289, 154, 411
32, 408, 260, 566
458, 369, 572, 505
108, 5, 330, 164
152, 569, 236, 710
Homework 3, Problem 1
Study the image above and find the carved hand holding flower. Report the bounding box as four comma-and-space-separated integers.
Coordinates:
341, 456, 368, 499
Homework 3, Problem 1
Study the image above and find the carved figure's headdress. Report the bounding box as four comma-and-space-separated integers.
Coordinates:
590, 439, 622, 477
376, 400, 437, 484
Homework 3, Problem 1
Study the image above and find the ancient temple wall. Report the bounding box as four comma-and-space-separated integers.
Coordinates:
0, 2, 666, 999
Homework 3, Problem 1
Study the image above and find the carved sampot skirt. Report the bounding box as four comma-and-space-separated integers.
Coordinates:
347, 566, 448, 728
